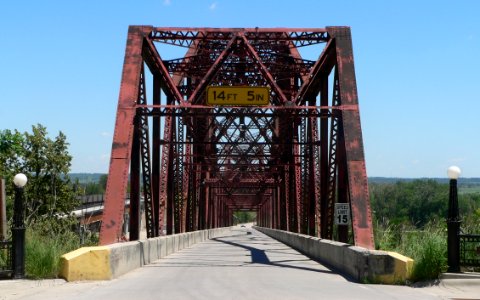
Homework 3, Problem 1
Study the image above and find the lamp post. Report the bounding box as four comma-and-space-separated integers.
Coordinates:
12, 173, 27, 279
447, 166, 461, 273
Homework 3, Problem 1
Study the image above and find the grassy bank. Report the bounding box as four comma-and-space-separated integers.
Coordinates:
25, 228, 80, 279
375, 222, 448, 282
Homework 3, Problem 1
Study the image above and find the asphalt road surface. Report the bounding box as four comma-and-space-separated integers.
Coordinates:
3, 225, 479, 299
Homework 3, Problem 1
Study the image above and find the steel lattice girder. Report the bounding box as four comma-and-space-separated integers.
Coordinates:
99, 26, 374, 250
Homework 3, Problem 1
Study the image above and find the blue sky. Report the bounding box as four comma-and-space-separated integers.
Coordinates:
1, 0, 479, 178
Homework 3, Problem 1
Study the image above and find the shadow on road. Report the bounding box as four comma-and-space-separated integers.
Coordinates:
212, 233, 334, 275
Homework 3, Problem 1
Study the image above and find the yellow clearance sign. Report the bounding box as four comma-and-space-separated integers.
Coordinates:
206, 86, 270, 106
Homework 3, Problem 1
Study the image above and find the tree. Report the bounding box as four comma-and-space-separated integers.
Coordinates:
99, 174, 108, 191
0, 124, 78, 228
0, 129, 24, 178
82, 174, 108, 195
370, 180, 448, 228
233, 211, 256, 224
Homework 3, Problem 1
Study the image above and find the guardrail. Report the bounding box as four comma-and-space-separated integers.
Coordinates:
460, 234, 480, 267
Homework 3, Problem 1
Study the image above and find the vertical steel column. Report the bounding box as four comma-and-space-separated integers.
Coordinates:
198, 176, 206, 230
299, 112, 308, 234
284, 165, 290, 231
271, 189, 277, 229
203, 173, 210, 229
100, 26, 149, 245
293, 138, 301, 233
167, 110, 176, 234
270, 195, 274, 228
138, 67, 156, 239
174, 116, 184, 233
220, 196, 224, 227
276, 186, 281, 230
263, 197, 268, 228
158, 96, 173, 235
328, 27, 374, 249
324, 69, 340, 240
212, 195, 217, 228
207, 189, 214, 228
336, 120, 349, 243
308, 110, 320, 236
261, 204, 265, 227
152, 76, 161, 236
194, 164, 201, 230
319, 77, 329, 238
229, 208, 233, 226
160, 107, 174, 235
187, 161, 196, 232
129, 115, 141, 241
182, 141, 191, 232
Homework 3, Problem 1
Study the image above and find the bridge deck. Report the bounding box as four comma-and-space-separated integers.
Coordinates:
13, 225, 450, 299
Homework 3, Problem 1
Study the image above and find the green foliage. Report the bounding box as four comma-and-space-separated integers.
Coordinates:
410, 233, 447, 281
461, 209, 480, 234
371, 179, 480, 281
21, 124, 78, 224
370, 180, 449, 227
375, 222, 448, 281
1, 124, 84, 278
0, 129, 24, 177
81, 174, 108, 195
71, 173, 108, 195
370, 179, 480, 230
233, 211, 256, 224
25, 224, 80, 279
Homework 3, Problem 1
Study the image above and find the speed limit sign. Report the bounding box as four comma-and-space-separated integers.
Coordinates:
335, 203, 350, 225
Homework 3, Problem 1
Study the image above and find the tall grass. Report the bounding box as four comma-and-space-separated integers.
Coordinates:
25, 225, 80, 279
375, 222, 447, 282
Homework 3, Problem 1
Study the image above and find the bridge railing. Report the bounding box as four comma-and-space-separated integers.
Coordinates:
459, 234, 480, 267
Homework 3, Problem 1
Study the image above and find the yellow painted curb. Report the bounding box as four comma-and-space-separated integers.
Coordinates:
377, 251, 414, 284
60, 246, 112, 281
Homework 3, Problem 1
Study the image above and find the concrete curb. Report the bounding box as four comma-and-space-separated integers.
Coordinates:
60, 227, 233, 281
440, 272, 480, 280
254, 226, 413, 284
439, 272, 480, 288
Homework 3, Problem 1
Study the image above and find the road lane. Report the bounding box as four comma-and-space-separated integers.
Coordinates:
17, 225, 448, 299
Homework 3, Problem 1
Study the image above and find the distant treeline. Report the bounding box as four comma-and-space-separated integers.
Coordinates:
71, 173, 480, 186
70, 173, 106, 184
70, 173, 480, 230
369, 177, 480, 186
369, 179, 480, 229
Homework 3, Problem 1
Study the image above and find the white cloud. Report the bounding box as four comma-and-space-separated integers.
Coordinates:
100, 131, 110, 137
209, 2, 217, 10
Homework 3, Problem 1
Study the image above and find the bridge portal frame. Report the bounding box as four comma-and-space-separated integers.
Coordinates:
99, 26, 374, 249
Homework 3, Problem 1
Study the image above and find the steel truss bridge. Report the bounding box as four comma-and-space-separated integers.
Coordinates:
99, 26, 374, 249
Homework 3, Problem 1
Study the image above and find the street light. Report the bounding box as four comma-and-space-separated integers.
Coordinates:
447, 166, 461, 273
12, 173, 27, 279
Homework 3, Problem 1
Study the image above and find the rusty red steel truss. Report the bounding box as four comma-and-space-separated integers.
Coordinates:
99, 26, 374, 249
